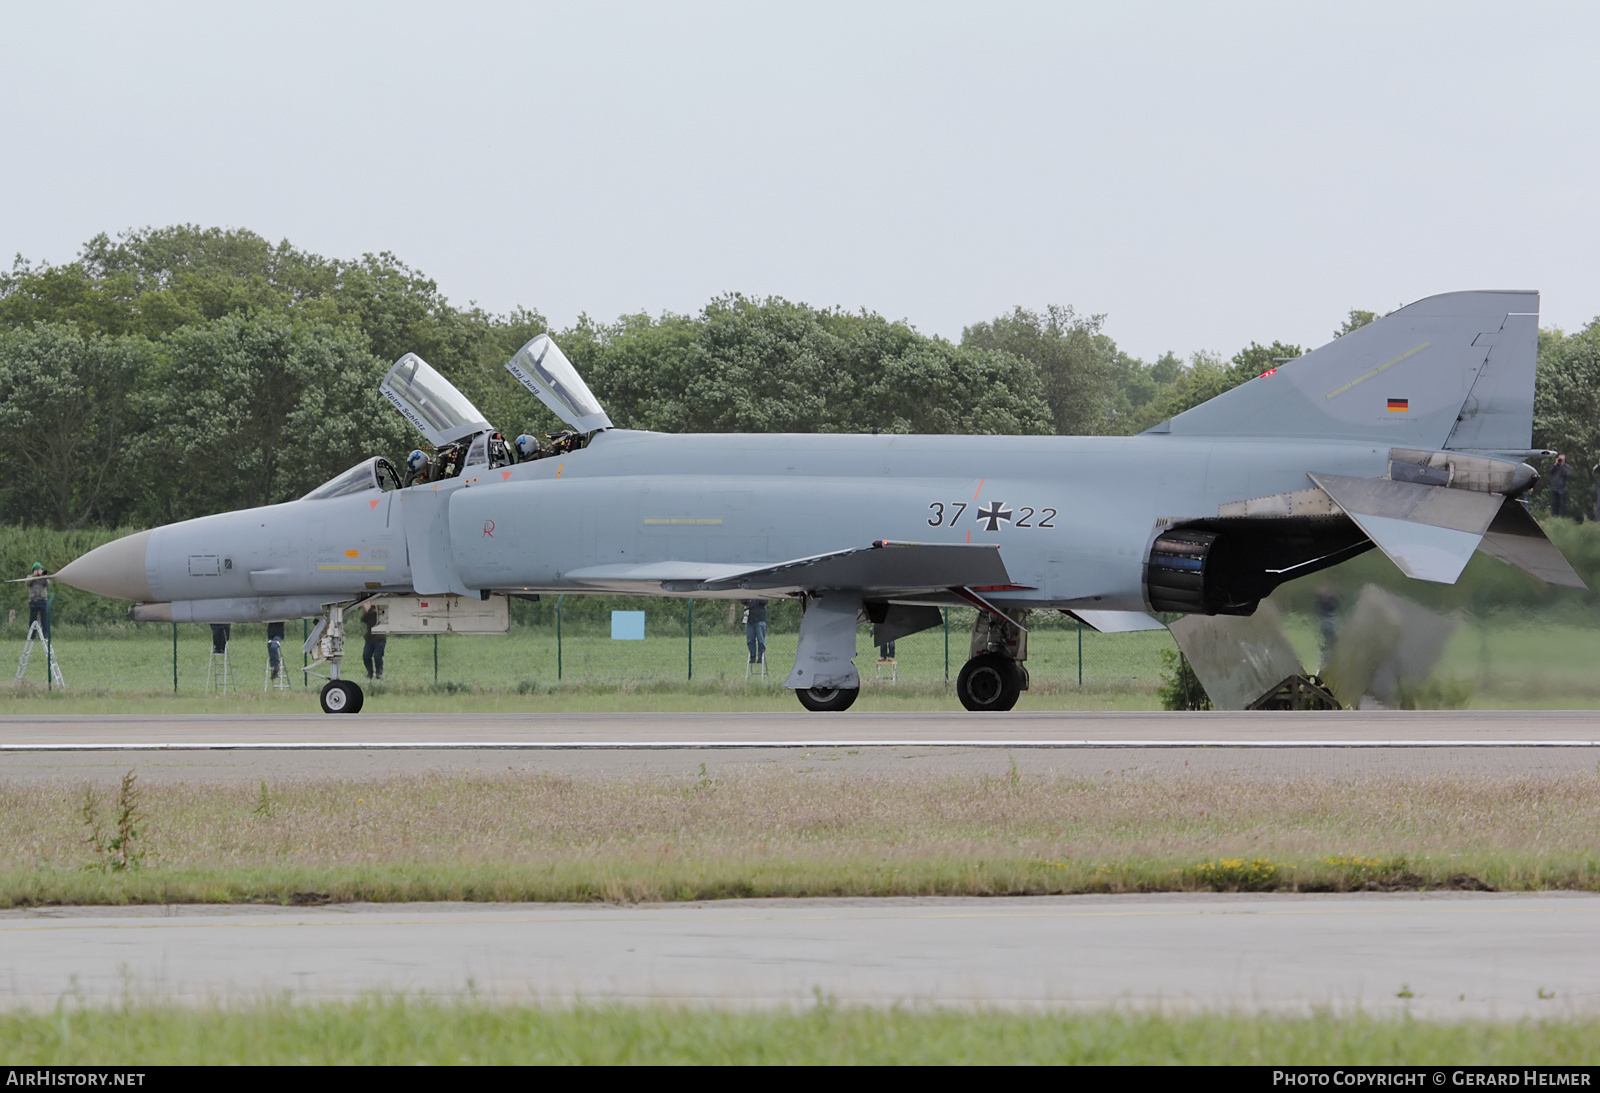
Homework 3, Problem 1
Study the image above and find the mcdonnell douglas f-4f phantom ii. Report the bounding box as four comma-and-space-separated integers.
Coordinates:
56, 290, 1585, 713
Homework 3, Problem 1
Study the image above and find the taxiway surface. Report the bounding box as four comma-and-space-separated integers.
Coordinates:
3, 894, 1597, 1017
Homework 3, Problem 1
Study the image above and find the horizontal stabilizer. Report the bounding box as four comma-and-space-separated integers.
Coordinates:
1308, 473, 1502, 584
564, 541, 1012, 596
1476, 497, 1588, 589
1067, 609, 1167, 633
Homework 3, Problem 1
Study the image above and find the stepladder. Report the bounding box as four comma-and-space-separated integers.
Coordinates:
206, 650, 232, 694
14, 620, 64, 688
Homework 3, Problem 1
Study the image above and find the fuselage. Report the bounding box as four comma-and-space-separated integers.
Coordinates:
66, 428, 1398, 620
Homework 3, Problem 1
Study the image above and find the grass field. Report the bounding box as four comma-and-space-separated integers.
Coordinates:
6, 768, 1598, 906
11, 609, 1600, 711
5, 1002, 1598, 1065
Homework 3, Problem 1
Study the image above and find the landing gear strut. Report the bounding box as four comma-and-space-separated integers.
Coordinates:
956, 609, 1029, 712
306, 601, 364, 714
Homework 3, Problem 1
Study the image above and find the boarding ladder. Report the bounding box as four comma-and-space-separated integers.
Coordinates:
14, 620, 64, 688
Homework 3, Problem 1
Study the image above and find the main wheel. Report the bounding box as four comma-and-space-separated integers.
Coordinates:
794, 685, 860, 713
956, 653, 1024, 712
319, 679, 364, 714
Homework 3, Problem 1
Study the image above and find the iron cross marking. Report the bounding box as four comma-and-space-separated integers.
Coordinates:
976, 501, 1013, 532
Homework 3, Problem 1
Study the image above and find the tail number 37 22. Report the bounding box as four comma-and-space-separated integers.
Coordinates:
927, 502, 1056, 530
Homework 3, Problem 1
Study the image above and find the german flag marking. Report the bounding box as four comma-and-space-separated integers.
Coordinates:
1387, 398, 1409, 412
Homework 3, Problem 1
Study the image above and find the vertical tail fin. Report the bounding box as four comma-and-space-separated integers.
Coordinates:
1150, 290, 1539, 454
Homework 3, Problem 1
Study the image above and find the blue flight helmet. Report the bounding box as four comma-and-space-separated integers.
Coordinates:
514, 434, 539, 460
407, 449, 429, 472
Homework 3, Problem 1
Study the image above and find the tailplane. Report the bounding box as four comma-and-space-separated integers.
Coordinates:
1149, 290, 1540, 456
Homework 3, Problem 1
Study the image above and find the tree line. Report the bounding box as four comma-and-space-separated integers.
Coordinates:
2, 225, 1594, 530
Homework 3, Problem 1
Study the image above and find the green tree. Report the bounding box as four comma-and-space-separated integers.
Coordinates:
1127, 340, 1304, 433
961, 305, 1111, 435
0, 324, 156, 528
1533, 321, 1600, 512
564, 296, 1052, 436
1334, 308, 1380, 338
137, 314, 403, 522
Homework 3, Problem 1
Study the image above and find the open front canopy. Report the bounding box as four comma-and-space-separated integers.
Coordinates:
301, 456, 402, 501
505, 334, 613, 433
381, 353, 493, 446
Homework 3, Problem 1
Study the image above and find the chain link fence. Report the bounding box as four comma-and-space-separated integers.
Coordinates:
6, 597, 1172, 697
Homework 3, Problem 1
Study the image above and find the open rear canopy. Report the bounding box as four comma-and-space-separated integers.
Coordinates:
505, 334, 613, 433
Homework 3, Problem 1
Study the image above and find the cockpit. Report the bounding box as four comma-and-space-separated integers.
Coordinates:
349, 335, 615, 492
302, 456, 403, 501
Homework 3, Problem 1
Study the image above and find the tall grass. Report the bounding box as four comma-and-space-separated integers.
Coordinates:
3, 1003, 1597, 1065
3, 770, 1598, 905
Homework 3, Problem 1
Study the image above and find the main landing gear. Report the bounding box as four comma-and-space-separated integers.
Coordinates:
795, 684, 859, 713
955, 609, 1029, 712
307, 601, 364, 714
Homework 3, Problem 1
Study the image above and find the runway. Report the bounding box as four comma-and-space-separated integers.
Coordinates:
4, 708, 1599, 747
3, 894, 1597, 1017
3, 709, 1597, 780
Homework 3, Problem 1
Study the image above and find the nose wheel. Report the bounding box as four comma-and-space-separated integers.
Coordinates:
319, 679, 364, 714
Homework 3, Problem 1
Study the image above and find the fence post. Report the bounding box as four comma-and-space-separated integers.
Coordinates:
556, 594, 563, 681
943, 607, 949, 683
687, 598, 694, 680
172, 622, 178, 693
1077, 619, 1083, 686
433, 633, 439, 683
302, 618, 308, 688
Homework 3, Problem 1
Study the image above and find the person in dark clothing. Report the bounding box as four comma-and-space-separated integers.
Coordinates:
210, 623, 231, 655
1550, 453, 1572, 517
741, 599, 768, 664
1315, 585, 1340, 654
266, 621, 286, 679
25, 563, 49, 640
361, 605, 386, 681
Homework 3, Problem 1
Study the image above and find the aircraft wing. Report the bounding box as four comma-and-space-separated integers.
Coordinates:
562, 541, 1014, 596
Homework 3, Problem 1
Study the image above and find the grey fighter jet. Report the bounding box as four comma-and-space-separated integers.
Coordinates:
57, 290, 1584, 714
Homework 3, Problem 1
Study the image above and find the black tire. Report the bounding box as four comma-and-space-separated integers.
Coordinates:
794, 685, 860, 713
956, 653, 1024, 712
320, 679, 363, 714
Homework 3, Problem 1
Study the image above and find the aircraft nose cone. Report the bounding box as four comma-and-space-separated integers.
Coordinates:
56, 530, 154, 602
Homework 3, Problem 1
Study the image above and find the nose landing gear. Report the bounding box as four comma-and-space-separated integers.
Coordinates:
319, 678, 364, 714
306, 601, 365, 714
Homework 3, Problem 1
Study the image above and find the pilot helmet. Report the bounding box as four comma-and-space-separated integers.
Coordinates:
514, 434, 539, 460
407, 449, 430, 472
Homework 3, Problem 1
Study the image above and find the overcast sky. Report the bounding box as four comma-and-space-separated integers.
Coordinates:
3, 1, 1598, 363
